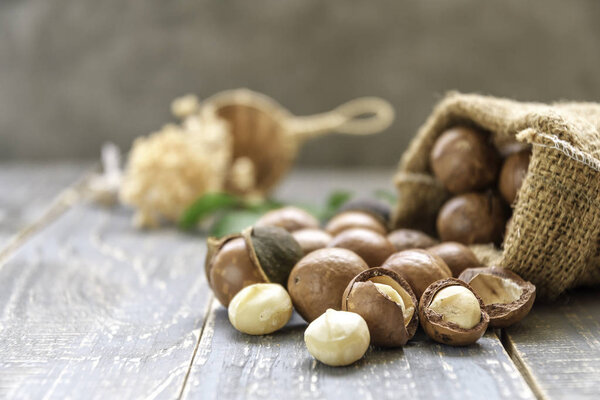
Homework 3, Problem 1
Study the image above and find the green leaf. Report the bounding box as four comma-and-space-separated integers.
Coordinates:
319, 190, 353, 220
178, 192, 240, 230
210, 210, 264, 237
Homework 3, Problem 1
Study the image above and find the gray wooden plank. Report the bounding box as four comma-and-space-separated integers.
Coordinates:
503, 289, 600, 400
0, 203, 211, 399
0, 161, 88, 248
182, 302, 535, 400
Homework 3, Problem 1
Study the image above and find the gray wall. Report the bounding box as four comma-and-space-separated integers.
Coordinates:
1, 0, 600, 166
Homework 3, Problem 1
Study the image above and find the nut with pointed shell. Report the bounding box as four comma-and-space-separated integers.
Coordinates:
205, 226, 303, 307
458, 267, 536, 328
342, 268, 418, 347
419, 278, 490, 346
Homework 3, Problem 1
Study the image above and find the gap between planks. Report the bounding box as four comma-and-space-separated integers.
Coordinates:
500, 329, 547, 400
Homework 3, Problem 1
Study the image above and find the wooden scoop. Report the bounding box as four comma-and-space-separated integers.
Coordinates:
200, 89, 395, 197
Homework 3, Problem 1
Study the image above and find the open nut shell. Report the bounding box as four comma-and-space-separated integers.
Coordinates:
242, 226, 304, 286
458, 267, 536, 328
419, 278, 489, 346
204, 233, 243, 287
342, 268, 418, 347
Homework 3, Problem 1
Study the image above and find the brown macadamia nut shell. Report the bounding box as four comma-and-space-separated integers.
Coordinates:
458, 267, 536, 328
427, 242, 481, 277
292, 229, 332, 255
338, 198, 392, 226
255, 206, 319, 232
419, 278, 490, 346
287, 248, 368, 322
381, 249, 452, 299
430, 126, 501, 194
328, 228, 395, 268
387, 229, 439, 252
498, 150, 531, 205
206, 226, 303, 307
342, 268, 418, 347
325, 211, 387, 236
437, 192, 508, 245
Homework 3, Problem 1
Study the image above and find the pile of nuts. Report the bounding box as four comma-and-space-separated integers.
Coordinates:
204, 195, 536, 367
431, 126, 531, 245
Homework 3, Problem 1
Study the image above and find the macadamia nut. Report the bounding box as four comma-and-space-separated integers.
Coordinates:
373, 283, 413, 326
304, 309, 370, 366
228, 283, 293, 335
428, 285, 481, 329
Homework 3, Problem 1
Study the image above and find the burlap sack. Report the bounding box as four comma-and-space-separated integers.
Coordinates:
393, 92, 600, 300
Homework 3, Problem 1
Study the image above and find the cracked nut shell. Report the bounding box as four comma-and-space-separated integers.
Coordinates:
437, 192, 508, 245
458, 267, 536, 328
419, 278, 490, 346
387, 229, 439, 252
325, 211, 387, 236
430, 126, 501, 194
328, 228, 395, 268
381, 249, 452, 299
342, 268, 418, 347
291, 228, 332, 255
427, 242, 481, 277
287, 247, 368, 322
205, 226, 303, 307
255, 206, 319, 232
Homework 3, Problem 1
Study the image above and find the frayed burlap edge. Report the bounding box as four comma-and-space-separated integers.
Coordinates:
393, 92, 600, 300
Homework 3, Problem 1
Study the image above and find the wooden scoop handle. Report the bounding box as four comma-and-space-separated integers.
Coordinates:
289, 97, 395, 141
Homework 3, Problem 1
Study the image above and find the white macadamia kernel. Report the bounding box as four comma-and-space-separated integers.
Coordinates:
373, 283, 414, 326
228, 283, 293, 335
428, 285, 481, 329
304, 309, 370, 366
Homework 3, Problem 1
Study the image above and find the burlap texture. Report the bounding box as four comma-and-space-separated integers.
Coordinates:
393, 92, 600, 300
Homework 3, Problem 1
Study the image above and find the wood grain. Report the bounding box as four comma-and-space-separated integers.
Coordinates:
0, 203, 212, 399
0, 161, 88, 248
503, 289, 600, 400
182, 302, 535, 400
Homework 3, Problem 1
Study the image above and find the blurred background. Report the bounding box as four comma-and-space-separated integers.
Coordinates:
1, 0, 600, 166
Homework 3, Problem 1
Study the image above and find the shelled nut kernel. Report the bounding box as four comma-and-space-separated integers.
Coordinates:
304, 309, 370, 367
419, 278, 489, 346
255, 206, 319, 232
228, 283, 293, 335
428, 285, 481, 329
328, 228, 395, 268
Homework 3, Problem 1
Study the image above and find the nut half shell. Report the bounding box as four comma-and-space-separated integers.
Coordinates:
419, 278, 489, 346
342, 268, 418, 347
458, 267, 536, 328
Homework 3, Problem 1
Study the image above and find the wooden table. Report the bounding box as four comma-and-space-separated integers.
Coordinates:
0, 162, 598, 400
